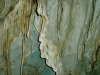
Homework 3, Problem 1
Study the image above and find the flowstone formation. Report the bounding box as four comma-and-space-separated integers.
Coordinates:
37, 0, 100, 75
0, 0, 55, 75
0, 0, 100, 75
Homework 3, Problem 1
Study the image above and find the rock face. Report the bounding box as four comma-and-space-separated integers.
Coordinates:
0, 0, 100, 75
0, 0, 55, 75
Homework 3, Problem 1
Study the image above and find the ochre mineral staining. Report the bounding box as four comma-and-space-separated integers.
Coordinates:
0, 0, 100, 75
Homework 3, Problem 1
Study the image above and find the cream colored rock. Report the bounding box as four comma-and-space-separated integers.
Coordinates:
0, 0, 100, 75
38, 0, 100, 75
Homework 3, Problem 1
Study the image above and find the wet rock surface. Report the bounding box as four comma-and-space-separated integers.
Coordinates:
0, 0, 100, 75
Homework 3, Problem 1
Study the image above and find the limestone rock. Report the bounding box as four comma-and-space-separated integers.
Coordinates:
0, 0, 100, 75
0, 0, 55, 75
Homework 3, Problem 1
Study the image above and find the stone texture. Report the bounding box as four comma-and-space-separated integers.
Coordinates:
0, 0, 55, 75
0, 0, 100, 75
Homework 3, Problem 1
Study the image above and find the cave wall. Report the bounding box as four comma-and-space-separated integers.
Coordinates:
0, 0, 100, 75
0, 0, 55, 75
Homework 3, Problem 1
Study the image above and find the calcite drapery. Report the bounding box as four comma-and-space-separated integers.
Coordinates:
37, 0, 100, 75
0, 0, 100, 75
0, 0, 55, 75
